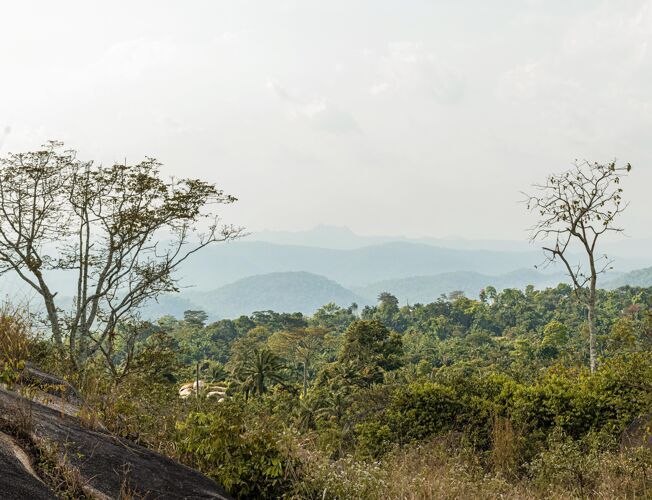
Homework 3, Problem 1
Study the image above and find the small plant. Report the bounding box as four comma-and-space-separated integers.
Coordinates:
0, 306, 31, 388
34, 439, 92, 499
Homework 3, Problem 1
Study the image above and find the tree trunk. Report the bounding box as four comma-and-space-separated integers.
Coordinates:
302, 361, 308, 399
587, 289, 597, 373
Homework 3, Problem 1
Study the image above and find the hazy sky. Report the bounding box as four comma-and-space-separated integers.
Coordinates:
1, 1, 651, 241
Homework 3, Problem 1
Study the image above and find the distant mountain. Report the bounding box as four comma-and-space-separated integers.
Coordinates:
138, 294, 200, 320
178, 240, 556, 290
604, 267, 652, 289
251, 225, 652, 258
134, 265, 652, 321
252, 225, 536, 251
179, 271, 365, 319
139, 269, 568, 321
353, 269, 567, 304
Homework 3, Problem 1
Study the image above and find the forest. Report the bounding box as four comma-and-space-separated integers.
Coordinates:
5, 284, 652, 498
0, 145, 649, 499
3, 2, 651, 498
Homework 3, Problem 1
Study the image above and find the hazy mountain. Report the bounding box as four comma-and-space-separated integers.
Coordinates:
138, 294, 201, 321
604, 267, 652, 289
137, 263, 650, 321
179, 271, 365, 319
140, 269, 565, 321
251, 225, 652, 258
353, 269, 567, 304
178, 240, 556, 290
252, 225, 536, 251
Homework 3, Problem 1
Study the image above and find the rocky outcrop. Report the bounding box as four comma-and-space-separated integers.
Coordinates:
179, 380, 227, 400
0, 431, 56, 500
21, 363, 84, 405
0, 386, 231, 499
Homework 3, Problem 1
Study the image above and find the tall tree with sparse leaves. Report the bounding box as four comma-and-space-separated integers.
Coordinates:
0, 141, 243, 368
525, 160, 630, 372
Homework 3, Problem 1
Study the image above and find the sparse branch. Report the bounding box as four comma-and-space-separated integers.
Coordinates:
525, 160, 631, 373
0, 142, 244, 368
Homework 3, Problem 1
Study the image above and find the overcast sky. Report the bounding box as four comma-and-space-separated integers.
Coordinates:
1, 1, 651, 241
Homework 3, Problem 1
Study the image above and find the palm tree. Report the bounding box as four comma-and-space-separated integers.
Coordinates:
233, 348, 285, 398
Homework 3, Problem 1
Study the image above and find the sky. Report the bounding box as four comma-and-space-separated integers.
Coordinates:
1, 0, 651, 242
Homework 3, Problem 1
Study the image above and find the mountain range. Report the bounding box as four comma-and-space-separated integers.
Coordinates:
178, 240, 579, 291
251, 225, 652, 258
1, 226, 648, 320
142, 268, 569, 320
604, 267, 652, 289
139, 226, 649, 319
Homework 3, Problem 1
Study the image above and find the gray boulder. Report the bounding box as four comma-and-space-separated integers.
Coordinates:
0, 386, 231, 499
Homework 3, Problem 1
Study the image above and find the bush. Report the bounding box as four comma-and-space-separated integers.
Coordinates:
176, 399, 299, 499
0, 308, 31, 387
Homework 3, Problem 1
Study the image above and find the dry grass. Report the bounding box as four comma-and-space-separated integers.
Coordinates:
33, 438, 93, 499
0, 305, 32, 387
293, 433, 652, 500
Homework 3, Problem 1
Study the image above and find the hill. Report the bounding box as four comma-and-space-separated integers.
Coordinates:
181, 271, 365, 318
604, 267, 652, 289
140, 269, 568, 320
178, 240, 551, 290
353, 269, 566, 304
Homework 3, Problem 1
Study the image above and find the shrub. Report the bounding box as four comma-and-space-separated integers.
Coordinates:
176, 399, 298, 499
0, 307, 31, 387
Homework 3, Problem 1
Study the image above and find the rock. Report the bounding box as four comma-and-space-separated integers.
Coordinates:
0, 386, 232, 499
21, 363, 83, 406
179, 380, 228, 401
0, 431, 56, 500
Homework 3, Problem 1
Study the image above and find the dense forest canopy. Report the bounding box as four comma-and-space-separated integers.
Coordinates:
25, 283, 652, 498
0, 146, 650, 499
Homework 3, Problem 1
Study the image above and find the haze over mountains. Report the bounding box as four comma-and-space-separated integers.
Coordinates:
175, 226, 648, 291
134, 226, 650, 320
253, 224, 652, 258
3, 226, 648, 320
141, 269, 567, 320
604, 267, 652, 289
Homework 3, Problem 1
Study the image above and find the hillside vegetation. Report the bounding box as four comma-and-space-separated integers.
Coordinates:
184, 271, 364, 317
605, 266, 652, 289
16, 283, 647, 499
0, 145, 649, 499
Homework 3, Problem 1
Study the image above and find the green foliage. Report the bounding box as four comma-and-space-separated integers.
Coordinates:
0, 311, 30, 387
231, 348, 287, 397
176, 401, 296, 499
11, 280, 652, 498
338, 320, 403, 381
384, 382, 461, 445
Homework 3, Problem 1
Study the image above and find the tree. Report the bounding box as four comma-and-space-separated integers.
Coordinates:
310, 302, 356, 334
338, 320, 402, 385
103, 322, 179, 384
526, 160, 630, 372
374, 292, 406, 331
269, 327, 326, 398
377, 292, 399, 310
540, 320, 570, 360
0, 141, 242, 368
232, 348, 286, 397
183, 310, 208, 328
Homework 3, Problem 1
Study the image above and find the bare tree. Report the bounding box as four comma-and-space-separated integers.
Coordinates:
0, 141, 243, 368
525, 160, 630, 372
